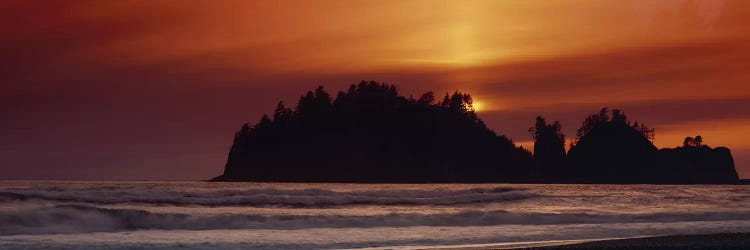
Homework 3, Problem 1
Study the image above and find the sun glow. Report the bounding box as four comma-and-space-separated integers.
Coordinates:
472, 100, 485, 112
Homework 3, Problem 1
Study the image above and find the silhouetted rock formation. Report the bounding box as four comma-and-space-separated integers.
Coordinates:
213, 83, 740, 184
565, 108, 659, 183
562, 108, 738, 184
528, 116, 566, 181
212, 81, 532, 183
658, 145, 739, 184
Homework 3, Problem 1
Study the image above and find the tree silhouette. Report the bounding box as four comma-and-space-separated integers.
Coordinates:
663, 134, 737, 183
636, 123, 655, 142
529, 116, 566, 179
572, 107, 610, 146
314, 86, 333, 111
440, 93, 450, 109
273, 101, 292, 124
611, 109, 626, 123
572, 108, 654, 146
214, 87, 738, 184
216, 81, 531, 183
694, 135, 703, 147
564, 107, 737, 184
417, 91, 435, 105
684, 136, 695, 147
683, 135, 704, 147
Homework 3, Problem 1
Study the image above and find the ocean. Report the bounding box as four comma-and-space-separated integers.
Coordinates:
1, 181, 749, 249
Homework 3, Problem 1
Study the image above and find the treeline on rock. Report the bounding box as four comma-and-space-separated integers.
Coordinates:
531, 108, 738, 184
212, 81, 739, 184
214, 81, 532, 182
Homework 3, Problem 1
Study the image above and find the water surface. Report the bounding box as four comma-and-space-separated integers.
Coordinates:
1, 181, 749, 249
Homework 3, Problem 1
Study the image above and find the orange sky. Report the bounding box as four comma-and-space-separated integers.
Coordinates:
1, 0, 749, 180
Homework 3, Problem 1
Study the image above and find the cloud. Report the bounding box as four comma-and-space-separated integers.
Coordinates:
480, 97, 750, 141
2, 0, 749, 179
473, 38, 750, 107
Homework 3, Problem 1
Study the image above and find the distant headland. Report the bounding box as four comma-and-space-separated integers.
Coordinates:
211, 81, 739, 184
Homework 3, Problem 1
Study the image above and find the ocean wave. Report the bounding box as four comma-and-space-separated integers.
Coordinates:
0, 187, 534, 207
2, 204, 750, 235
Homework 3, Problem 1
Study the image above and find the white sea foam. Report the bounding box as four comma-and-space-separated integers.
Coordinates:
0, 187, 535, 207
3, 204, 750, 235
3, 221, 750, 250
1, 181, 750, 249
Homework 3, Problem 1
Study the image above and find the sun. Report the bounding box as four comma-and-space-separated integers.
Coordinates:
472, 100, 484, 112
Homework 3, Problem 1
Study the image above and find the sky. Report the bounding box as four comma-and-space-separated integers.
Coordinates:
2, 0, 749, 180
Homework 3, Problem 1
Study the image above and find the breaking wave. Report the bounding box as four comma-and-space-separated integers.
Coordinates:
0, 187, 535, 207
3, 204, 750, 235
